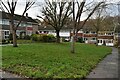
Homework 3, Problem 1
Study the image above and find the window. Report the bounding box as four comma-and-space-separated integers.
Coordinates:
84, 38, 88, 40
98, 40, 99, 43
111, 32, 113, 35
108, 40, 111, 43
20, 23, 26, 27
108, 33, 111, 35
26, 31, 32, 36
0, 19, 2, 24
108, 40, 113, 43
5, 36, 9, 39
27, 23, 32, 27
4, 30, 10, 39
44, 31, 49, 33
2, 19, 9, 25
98, 40, 102, 43
44, 31, 46, 33
5, 31, 9, 35
86, 31, 89, 34
24, 23, 26, 27
92, 38, 96, 40
91, 32, 96, 34
39, 31, 42, 33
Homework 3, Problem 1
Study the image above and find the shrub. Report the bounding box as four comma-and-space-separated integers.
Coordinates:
114, 41, 118, 47
2, 39, 10, 44
9, 33, 13, 40
19, 32, 23, 39
9, 33, 18, 40
2, 39, 6, 44
45, 34, 56, 42
31, 34, 38, 41
24, 35, 31, 40
42, 35, 49, 42
37, 34, 43, 41
31, 34, 56, 42
77, 37, 84, 43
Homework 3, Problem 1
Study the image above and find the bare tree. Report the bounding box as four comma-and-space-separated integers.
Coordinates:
89, 4, 108, 46
0, 0, 35, 47
88, 2, 118, 46
71, 0, 105, 53
37, 0, 72, 43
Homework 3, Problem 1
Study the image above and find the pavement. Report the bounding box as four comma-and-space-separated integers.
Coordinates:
0, 69, 21, 78
86, 47, 119, 79
0, 44, 13, 46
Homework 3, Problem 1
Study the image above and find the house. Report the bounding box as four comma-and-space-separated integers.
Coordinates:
97, 31, 114, 46
37, 17, 118, 46
82, 31, 97, 44
0, 11, 38, 40
38, 24, 73, 41
70, 31, 115, 46
38, 23, 116, 46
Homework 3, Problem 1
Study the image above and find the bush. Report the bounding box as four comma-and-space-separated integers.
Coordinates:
46, 34, 56, 42
5, 39, 13, 44
77, 37, 84, 43
42, 35, 49, 42
24, 35, 31, 40
2, 39, 10, 44
31, 34, 38, 41
114, 41, 118, 47
9, 33, 18, 40
31, 34, 56, 42
9, 33, 13, 40
2, 39, 6, 44
37, 34, 43, 41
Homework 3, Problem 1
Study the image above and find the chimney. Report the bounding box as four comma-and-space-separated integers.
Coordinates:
26, 13, 28, 17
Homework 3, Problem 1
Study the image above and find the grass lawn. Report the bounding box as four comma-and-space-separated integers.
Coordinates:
17, 40, 32, 44
2, 43, 111, 78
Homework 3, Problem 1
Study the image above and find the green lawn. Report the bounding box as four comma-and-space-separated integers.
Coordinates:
2, 43, 111, 78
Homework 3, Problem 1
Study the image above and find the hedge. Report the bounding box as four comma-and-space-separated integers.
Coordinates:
31, 34, 56, 42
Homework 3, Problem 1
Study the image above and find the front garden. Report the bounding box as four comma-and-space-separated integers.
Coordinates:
2, 43, 111, 78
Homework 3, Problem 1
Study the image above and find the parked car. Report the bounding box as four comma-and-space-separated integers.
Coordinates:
64, 38, 70, 42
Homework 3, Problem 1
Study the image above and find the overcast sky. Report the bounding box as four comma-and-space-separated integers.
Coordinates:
1, 0, 120, 20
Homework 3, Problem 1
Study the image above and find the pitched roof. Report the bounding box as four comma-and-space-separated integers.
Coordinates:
38, 25, 73, 30
0, 25, 26, 30
0, 11, 38, 24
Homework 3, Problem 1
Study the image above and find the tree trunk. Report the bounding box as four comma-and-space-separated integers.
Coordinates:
12, 30, 18, 47
71, 35, 75, 53
10, 18, 18, 47
96, 31, 98, 46
96, 35, 98, 46
56, 30, 60, 43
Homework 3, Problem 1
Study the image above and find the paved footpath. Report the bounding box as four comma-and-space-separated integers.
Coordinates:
0, 69, 21, 78
86, 47, 119, 78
